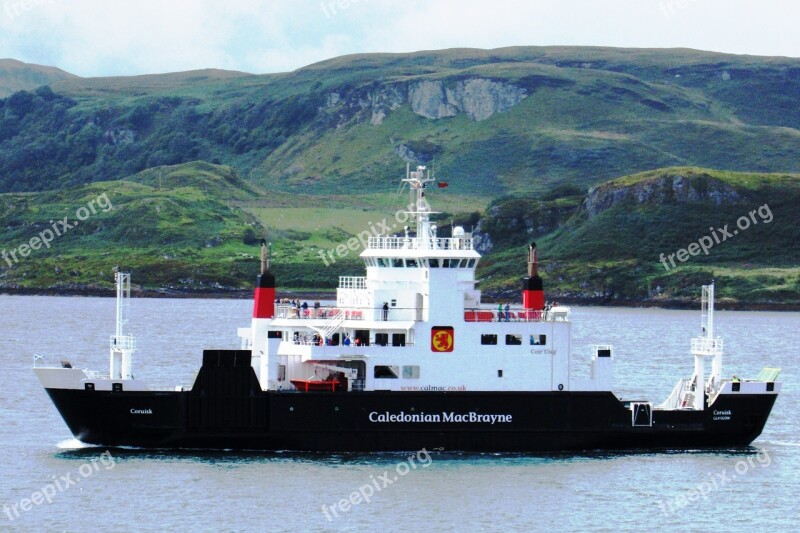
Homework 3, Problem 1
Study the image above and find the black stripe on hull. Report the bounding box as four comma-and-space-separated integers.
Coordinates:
43, 388, 777, 452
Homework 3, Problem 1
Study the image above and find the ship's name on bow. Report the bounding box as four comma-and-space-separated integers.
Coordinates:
369, 411, 512, 424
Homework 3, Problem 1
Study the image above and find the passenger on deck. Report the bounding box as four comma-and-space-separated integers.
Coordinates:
344, 334, 351, 346
383, 302, 389, 321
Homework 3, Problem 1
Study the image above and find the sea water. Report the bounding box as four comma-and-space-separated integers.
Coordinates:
0, 295, 797, 532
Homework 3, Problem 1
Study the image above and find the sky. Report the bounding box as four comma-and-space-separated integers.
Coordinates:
1, 0, 799, 77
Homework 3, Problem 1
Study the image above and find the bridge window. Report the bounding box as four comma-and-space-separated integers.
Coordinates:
530, 334, 547, 345
392, 258, 404, 268
375, 333, 389, 346
377, 258, 391, 267
505, 334, 522, 345
402, 365, 420, 379
406, 259, 419, 268
429, 259, 440, 267
374, 365, 400, 379
481, 334, 498, 345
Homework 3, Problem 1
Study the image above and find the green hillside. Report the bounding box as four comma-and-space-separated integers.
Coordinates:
1, 48, 800, 306
0, 162, 263, 292
478, 167, 800, 306
2, 162, 797, 307
1, 47, 800, 199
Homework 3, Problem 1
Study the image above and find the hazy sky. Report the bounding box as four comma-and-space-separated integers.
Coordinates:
1, 0, 799, 77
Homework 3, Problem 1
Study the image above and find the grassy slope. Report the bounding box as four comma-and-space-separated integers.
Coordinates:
2, 46, 799, 198
0, 59, 77, 98
1, 162, 797, 306
0, 162, 264, 291
0, 161, 478, 292
478, 167, 800, 306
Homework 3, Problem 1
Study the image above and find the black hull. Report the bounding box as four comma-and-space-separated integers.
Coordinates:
42, 350, 778, 452
44, 388, 777, 452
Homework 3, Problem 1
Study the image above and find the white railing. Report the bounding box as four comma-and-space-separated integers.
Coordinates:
110, 335, 136, 351
367, 236, 473, 251
659, 378, 691, 409
85, 370, 111, 380
277, 304, 366, 321
339, 276, 367, 289
464, 308, 568, 323
691, 337, 723, 355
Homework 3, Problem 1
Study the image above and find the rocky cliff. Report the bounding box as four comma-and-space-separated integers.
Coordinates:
584, 172, 746, 218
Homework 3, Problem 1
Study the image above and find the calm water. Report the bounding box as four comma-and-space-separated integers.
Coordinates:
0, 295, 797, 532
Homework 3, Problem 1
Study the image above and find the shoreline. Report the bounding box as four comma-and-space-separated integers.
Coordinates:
2, 286, 798, 311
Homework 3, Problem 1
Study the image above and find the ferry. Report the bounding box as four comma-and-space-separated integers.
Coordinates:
34, 166, 781, 451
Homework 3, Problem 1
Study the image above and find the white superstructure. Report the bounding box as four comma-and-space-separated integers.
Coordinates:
239, 165, 601, 394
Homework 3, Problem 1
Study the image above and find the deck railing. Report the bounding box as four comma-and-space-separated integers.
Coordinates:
367, 236, 473, 251
464, 308, 566, 323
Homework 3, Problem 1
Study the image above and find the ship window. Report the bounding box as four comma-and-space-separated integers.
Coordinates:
377, 258, 391, 267
402, 365, 420, 379
268, 330, 282, 339
374, 365, 399, 379
481, 334, 498, 345
392, 258, 404, 268
530, 334, 547, 345
449, 259, 461, 268
375, 333, 389, 346
406, 258, 419, 268
392, 333, 406, 346
466, 259, 476, 268
505, 334, 522, 345
355, 330, 370, 346
429, 259, 440, 268
277, 365, 286, 382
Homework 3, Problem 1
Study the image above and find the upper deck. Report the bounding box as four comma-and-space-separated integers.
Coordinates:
365, 235, 474, 253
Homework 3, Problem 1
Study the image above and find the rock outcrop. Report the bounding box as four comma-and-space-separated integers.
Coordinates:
408, 78, 527, 121
584, 173, 745, 218
319, 77, 527, 127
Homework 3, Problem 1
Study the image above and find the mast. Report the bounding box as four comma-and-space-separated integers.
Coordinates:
690, 283, 723, 409
109, 270, 136, 380
401, 165, 438, 248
